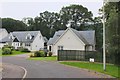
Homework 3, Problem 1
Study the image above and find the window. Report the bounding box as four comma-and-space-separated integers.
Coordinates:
25, 43, 31, 46
26, 34, 32, 39
49, 46, 51, 51
58, 46, 63, 50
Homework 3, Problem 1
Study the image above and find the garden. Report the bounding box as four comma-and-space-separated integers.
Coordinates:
1, 45, 30, 56
29, 50, 57, 61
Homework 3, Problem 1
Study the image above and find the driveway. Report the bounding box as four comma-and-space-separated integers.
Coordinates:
2, 56, 112, 78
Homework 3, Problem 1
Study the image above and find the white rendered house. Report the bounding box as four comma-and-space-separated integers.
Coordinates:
47, 27, 96, 56
0, 28, 8, 48
0, 31, 46, 51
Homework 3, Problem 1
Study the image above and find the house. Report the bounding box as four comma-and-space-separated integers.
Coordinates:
0, 31, 46, 51
0, 28, 8, 48
47, 27, 96, 56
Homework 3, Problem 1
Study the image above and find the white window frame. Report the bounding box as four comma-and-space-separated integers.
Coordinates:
25, 43, 31, 46
58, 46, 63, 50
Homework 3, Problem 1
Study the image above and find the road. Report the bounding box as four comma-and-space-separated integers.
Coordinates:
2, 63, 25, 78
2, 56, 111, 78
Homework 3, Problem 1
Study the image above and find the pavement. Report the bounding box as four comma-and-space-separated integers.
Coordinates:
2, 55, 114, 78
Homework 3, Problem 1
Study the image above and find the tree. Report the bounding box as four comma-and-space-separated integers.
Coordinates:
26, 11, 64, 38
59, 4, 93, 30
103, 2, 120, 65
2, 18, 27, 32
22, 17, 34, 30
93, 17, 103, 51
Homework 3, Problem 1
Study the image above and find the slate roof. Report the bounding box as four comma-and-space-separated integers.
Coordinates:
0, 28, 8, 34
47, 30, 64, 45
43, 37, 48, 43
0, 28, 6, 33
0, 31, 40, 43
47, 28, 95, 45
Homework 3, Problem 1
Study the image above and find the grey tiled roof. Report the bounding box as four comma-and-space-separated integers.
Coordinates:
0, 31, 40, 43
0, 28, 6, 33
43, 37, 48, 43
47, 28, 95, 45
47, 30, 64, 45
78, 31, 95, 45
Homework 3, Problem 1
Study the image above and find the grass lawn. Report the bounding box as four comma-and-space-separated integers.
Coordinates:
0, 49, 2, 56
60, 61, 119, 78
11, 50, 29, 55
0, 49, 29, 56
28, 56, 57, 61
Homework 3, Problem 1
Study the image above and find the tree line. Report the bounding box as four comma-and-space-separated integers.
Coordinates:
1, 4, 103, 52
2, 2, 119, 59
103, 2, 120, 65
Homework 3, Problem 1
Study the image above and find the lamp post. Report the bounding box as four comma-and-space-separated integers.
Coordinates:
103, 1, 106, 71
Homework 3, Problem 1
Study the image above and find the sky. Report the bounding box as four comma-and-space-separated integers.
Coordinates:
0, 0, 103, 20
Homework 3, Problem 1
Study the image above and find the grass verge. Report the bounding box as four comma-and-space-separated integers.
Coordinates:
60, 61, 119, 78
28, 56, 57, 61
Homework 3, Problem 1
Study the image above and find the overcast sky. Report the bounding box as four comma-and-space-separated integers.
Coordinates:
0, 0, 103, 20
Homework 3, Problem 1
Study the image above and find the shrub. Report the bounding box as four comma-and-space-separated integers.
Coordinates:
34, 51, 41, 57
20, 48, 30, 52
40, 50, 45, 57
2, 48, 12, 55
44, 52, 47, 57
34, 50, 45, 57
48, 52, 52, 57
29, 53, 34, 57
2, 45, 14, 51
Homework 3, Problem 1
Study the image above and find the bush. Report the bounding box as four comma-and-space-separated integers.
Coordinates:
2, 45, 14, 51
34, 50, 45, 57
20, 48, 30, 52
2, 48, 12, 55
44, 52, 47, 57
40, 50, 45, 57
48, 52, 53, 57
34, 51, 41, 57
29, 53, 34, 57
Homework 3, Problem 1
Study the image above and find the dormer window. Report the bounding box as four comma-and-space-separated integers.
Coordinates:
9, 34, 14, 40
26, 34, 32, 39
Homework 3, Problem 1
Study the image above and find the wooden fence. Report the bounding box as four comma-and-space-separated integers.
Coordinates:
58, 50, 102, 62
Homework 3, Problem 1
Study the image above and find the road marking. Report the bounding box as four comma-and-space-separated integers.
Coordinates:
2, 63, 27, 80
19, 66, 27, 80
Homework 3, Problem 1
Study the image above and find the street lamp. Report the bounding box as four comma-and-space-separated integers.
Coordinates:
103, 1, 106, 71
99, 0, 106, 71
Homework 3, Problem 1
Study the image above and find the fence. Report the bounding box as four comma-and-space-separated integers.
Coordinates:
58, 50, 118, 64
58, 50, 102, 62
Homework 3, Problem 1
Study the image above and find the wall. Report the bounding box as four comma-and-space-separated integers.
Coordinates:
53, 29, 85, 55
31, 32, 44, 51
0, 29, 8, 40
